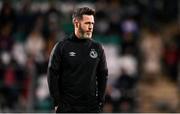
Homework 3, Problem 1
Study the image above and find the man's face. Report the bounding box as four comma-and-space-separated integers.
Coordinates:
77, 15, 94, 39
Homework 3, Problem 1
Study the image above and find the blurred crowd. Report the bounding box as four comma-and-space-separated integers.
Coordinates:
0, 0, 179, 113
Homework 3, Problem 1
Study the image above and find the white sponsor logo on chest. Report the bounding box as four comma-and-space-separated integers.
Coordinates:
69, 52, 76, 56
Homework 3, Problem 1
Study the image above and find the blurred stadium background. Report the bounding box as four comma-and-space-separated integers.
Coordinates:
0, 0, 179, 113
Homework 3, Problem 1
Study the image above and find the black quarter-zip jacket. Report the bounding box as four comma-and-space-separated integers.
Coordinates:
47, 34, 108, 112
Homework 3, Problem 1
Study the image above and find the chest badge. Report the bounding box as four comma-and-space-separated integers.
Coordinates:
89, 49, 98, 59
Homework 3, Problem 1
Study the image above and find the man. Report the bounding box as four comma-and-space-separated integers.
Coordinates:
47, 7, 108, 113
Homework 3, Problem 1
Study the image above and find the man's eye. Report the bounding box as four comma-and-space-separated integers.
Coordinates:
85, 22, 94, 24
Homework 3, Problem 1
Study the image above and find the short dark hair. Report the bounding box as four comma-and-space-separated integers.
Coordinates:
72, 7, 95, 20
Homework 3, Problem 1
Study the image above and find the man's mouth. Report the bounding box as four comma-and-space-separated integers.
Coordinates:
86, 31, 92, 34
86, 30, 92, 32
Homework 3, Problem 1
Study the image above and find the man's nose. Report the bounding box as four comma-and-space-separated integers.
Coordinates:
89, 26, 93, 30
88, 27, 92, 30
89, 25, 93, 30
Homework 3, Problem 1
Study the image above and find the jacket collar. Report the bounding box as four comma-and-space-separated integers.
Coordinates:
69, 33, 91, 42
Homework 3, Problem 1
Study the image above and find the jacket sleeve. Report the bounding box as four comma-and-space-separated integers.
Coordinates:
96, 44, 108, 109
47, 42, 62, 107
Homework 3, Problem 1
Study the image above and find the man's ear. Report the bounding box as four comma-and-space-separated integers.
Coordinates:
73, 18, 79, 28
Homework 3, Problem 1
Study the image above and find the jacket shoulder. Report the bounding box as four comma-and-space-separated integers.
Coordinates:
91, 39, 103, 49
55, 37, 69, 48
49, 38, 68, 58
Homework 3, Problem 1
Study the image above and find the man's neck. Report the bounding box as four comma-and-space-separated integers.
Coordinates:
74, 31, 81, 39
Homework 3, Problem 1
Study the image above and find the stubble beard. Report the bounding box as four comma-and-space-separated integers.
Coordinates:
78, 25, 92, 39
